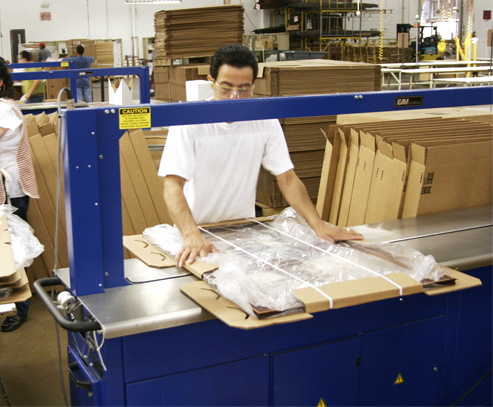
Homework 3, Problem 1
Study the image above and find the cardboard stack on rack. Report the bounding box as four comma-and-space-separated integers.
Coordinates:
315, 110, 493, 227
153, 5, 244, 65
254, 59, 381, 96
23, 113, 172, 285
0, 213, 32, 308
67, 39, 97, 59
254, 59, 381, 213
67, 39, 118, 68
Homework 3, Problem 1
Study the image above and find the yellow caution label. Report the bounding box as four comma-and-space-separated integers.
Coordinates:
61, 61, 69, 67
317, 398, 327, 407
119, 107, 151, 130
394, 373, 405, 385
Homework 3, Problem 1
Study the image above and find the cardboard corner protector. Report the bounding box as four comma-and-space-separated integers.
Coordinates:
180, 280, 313, 329
296, 273, 422, 312
424, 268, 482, 296
122, 235, 218, 278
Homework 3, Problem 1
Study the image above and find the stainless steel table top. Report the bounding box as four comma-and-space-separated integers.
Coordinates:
56, 206, 493, 339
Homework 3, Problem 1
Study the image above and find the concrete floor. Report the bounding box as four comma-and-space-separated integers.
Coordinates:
0, 294, 70, 407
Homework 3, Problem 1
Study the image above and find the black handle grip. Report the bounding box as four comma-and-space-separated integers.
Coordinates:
33, 277, 101, 332
68, 361, 93, 392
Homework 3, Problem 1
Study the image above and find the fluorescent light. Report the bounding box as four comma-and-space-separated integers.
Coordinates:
125, 0, 182, 3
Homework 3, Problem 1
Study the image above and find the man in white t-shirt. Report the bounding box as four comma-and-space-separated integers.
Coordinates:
159, 44, 362, 267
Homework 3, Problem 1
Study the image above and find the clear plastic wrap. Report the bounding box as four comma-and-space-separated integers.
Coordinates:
0, 204, 45, 270
143, 207, 449, 319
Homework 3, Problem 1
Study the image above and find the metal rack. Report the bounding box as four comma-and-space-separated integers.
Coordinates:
10, 65, 151, 104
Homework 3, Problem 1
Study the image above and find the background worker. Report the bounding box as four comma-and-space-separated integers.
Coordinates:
62, 44, 94, 102
159, 44, 363, 268
17, 51, 45, 104
37, 43, 51, 62
0, 57, 39, 332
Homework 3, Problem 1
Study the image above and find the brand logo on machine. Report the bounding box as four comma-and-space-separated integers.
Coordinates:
78, 71, 93, 76
395, 96, 423, 107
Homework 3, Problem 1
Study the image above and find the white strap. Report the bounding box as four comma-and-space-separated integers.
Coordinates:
199, 227, 335, 309
249, 219, 404, 297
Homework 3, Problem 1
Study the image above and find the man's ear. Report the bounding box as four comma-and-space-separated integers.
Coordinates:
207, 74, 214, 88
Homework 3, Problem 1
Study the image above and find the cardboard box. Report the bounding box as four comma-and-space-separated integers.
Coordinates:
347, 131, 376, 227
108, 78, 135, 105
186, 80, 213, 101
402, 139, 493, 218
365, 140, 407, 224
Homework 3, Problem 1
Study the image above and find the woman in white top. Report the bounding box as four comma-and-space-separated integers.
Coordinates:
0, 57, 38, 332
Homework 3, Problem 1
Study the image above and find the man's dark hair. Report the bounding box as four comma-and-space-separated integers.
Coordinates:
210, 44, 258, 82
76, 45, 85, 55
20, 50, 31, 61
0, 57, 14, 99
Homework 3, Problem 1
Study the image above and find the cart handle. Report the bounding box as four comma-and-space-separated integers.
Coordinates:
34, 277, 102, 332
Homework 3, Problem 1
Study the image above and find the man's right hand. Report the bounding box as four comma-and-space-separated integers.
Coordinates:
176, 231, 219, 268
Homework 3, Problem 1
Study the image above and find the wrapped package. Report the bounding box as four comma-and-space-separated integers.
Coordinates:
0, 204, 44, 270
144, 207, 450, 319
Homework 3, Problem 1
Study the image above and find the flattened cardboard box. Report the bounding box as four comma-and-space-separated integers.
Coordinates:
402, 139, 493, 217
124, 231, 481, 330
0, 215, 32, 304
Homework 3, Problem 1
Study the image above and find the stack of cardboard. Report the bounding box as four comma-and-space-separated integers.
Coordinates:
316, 116, 493, 226
94, 41, 115, 68
67, 39, 118, 68
254, 60, 381, 212
66, 39, 97, 59
23, 113, 172, 283
153, 5, 244, 63
154, 64, 208, 102
254, 59, 381, 96
327, 45, 414, 64
0, 213, 32, 306
45, 67, 70, 101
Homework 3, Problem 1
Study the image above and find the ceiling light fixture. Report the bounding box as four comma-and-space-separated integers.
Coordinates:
125, 0, 182, 4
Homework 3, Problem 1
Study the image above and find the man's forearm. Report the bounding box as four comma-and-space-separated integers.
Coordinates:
277, 170, 324, 231
163, 176, 200, 238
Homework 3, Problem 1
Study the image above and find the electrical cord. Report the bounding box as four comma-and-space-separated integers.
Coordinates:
451, 368, 492, 407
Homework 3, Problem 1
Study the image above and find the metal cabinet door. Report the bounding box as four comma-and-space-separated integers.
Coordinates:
126, 355, 270, 406
272, 336, 360, 406
68, 346, 102, 407
358, 316, 445, 406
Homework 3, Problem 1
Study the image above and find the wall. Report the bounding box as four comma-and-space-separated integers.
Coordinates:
0, 0, 266, 61
472, 5, 493, 59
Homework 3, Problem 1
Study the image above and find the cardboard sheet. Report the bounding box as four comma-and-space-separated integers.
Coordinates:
0, 214, 16, 279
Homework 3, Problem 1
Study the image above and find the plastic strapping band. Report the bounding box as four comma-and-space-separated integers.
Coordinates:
199, 227, 335, 309
249, 219, 404, 297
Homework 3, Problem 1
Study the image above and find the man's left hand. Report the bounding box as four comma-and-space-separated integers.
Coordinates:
314, 222, 363, 243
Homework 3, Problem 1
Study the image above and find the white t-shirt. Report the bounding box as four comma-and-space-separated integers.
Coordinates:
0, 102, 24, 198
158, 119, 294, 224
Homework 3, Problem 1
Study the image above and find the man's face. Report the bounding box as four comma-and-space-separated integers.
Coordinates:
208, 64, 254, 101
